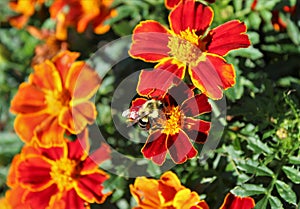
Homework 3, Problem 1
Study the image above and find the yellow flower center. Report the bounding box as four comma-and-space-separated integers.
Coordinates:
167, 29, 203, 66
50, 158, 79, 191
45, 89, 71, 115
161, 106, 182, 135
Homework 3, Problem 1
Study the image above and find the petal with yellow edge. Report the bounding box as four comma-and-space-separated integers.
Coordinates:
169, 1, 213, 35
181, 93, 212, 117
167, 130, 198, 164
220, 193, 255, 209
189, 54, 235, 100
165, 0, 180, 9
173, 189, 200, 209
205, 20, 251, 56
142, 130, 168, 165
183, 118, 211, 143
129, 20, 170, 62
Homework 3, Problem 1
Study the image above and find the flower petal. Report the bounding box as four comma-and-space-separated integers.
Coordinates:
169, 1, 213, 35
30, 60, 63, 92
76, 172, 111, 203
165, 0, 180, 9
24, 184, 59, 209
52, 51, 80, 85
220, 193, 255, 209
18, 157, 53, 191
66, 62, 101, 101
141, 130, 168, 165
167, 130, 198, 164
205, 20, 251, 56
129, 20, 170, 62
10, 83, 46, 114
184, 118, 211, 143
50, 188, 87, 209
189, 54, 235, 99
181, 93, 212, 117
86, 143, 111, 171
137, 68, 182, 98
155, 58, 186, 79
190, 200, 210, 209
158, 171, 183, 203
130, 177, 160, 208
173, 189, 200, 209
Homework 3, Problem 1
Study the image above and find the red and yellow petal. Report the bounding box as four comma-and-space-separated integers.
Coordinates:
50, 188, 87, 209
129, 20, 171, 62
190, 200, 210, 209
167, 130, 198, 164
169, 1, 213, 35
165, 0, 181, 9
155, 58, 186, 79
158, 171, 183, 203
17, 156, 53, 191
5, 186, 31, 209
220, 193, 255, 209
52, 50, 80, 85
30, 60, 63, 92
141, 130, 168, 165
59, 101, 96, 134
8, 15, 29, 29
130, 177, 160, 208
183, 118, 211, 143
181, 93, 212, 117
67, 138, 87, 161
75, 172, 111, 203
10, 83, 46, 114
67, 63, 101, 101
137, 68, 182, 98
85, 143, 111, 171
189, 54, 235, 99
206, 20, 250, 56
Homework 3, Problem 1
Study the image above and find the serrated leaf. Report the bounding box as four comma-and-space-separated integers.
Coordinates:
247, 136, 273, 155
282, 166, 300, 184
231, 184, 266, 196
275, 180, 297, 205
229, 46, 263, 59
285, 16, 300, 45
289, 156, 300, 165
238, 159, 274, 177
269, 195, 284, 209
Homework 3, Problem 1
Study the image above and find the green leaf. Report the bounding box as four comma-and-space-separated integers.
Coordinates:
247, 136, 273, 155
248, 12, 262, 30
254, 196, 268, 209
231, 184, 266, 196
269, 195, 284, 209
285, 15, 300, 45
282, 166, 300, 184
275, 180, 297, 205
289, 156, 300, 165
238, 159, 274, 177
233, 0, 243, 11
229, 46, 263, 59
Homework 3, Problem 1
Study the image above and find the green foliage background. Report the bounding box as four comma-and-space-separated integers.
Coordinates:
0, 0, 300, 208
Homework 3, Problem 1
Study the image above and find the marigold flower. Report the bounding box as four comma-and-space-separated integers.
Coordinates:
165, 0, 215, 10
219, 193, 255, 209
129, 71, 211, 165
6, 133, 111, 209
50, 0, 117, 40
129, 0, 250, 99
8, 0, 45, 28
130, 171, 209, 209
10, 50, 101, 147
27, 26, 68, 66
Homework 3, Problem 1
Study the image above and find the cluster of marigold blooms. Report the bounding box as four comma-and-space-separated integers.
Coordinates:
0, 0, 257, 208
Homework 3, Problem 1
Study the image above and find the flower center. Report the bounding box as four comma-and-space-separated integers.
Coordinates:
161, 106, 182, 135
45, 89, 71, 115
50, 158, 79, 191
167, 29, 203, 66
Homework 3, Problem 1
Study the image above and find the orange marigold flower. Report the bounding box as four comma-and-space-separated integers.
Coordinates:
27, 26, 68, 66
128, 71, 211, 165
10, 50, 101, 147
50, 0, 117, 40
130, 171, 209, 209
129, 0, 250, 99
9, 0, 45, 28
220, 193, 255, 209
6, 134, 111, 209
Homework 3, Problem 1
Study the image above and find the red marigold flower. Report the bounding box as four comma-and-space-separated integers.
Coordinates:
220, 193, 255, 209
6, 133, 111, 209
50, 0, 117, 40
8, 0, 45, 28
165, 0, 215, 10
129, 0, 250, 99
10, 50, 101, 147
130, 171, 209, 209
129, 70, 211, 165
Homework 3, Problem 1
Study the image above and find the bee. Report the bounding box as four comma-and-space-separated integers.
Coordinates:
122, 99, 164, 130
